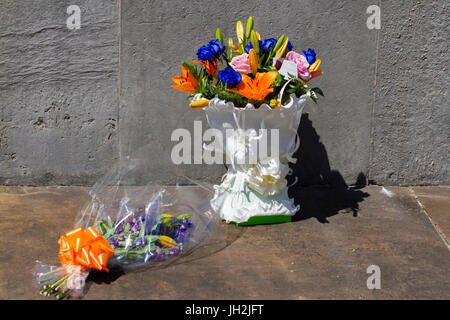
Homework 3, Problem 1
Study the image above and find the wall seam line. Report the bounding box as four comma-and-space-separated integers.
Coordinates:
367, 0, 381, 184
117, 0, 122, 164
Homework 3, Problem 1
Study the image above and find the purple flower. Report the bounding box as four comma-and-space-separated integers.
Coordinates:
111, 239, 119, 248
128, 220, 135, 227
136, 237, 146, 247
115, 225, 124, 234
135, 223, 141, 232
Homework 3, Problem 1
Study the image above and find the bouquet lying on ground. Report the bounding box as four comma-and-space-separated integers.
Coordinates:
34, 154, 218, 299
171, 16, 323, 109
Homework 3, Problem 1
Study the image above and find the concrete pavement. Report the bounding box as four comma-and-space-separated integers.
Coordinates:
0, 185, 449, 299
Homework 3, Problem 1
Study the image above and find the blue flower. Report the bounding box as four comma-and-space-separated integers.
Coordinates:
218, 66, 242, 87
262, 38, 277, 52
244, 40, 264, 54
197, 40, 224, 61
287, 40, 293, 51
208, 40, 225, 57
260, 37, 293, 53
302, 48, 316, 64
197, 45, 215, 61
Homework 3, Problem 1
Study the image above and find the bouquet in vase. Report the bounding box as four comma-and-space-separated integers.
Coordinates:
171, 16, 324, 225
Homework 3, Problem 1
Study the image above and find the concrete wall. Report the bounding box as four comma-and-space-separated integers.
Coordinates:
0, 0, 448, 186
370, 1, 449, 185
0, 0, 119, 185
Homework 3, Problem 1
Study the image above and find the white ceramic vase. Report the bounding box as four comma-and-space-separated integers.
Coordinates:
196, 93, 307, 223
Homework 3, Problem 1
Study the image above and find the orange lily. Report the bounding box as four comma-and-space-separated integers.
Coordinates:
308, 59, 323, 80
192, 59, 218, 77
231, 44, 240, 52
171, 66, 199, 93
228, 71, 278, 101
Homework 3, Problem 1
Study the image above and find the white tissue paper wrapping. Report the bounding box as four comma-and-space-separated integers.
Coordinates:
197, 93, 306, 223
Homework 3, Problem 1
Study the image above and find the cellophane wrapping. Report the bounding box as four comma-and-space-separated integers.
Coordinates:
34, 145, 221, 299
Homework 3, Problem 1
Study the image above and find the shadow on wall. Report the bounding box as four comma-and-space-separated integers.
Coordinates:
288, 113, 369, 223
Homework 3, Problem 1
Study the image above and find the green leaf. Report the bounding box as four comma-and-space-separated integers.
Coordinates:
145, 235, 160, 243
182, 61, 199, 80
272, 74, 283, 87
177, 213, 191, 220
97, 221, 106, 235
312, 87, 324, 97
310, 91, 318, 103
107, 216, 114, 228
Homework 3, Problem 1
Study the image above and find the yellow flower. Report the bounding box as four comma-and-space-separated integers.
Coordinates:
189, 99, 210, 109
270, 99, 281, 108
308, 59, 323, 80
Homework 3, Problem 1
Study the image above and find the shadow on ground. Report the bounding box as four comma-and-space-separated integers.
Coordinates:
288, 114, 370, 223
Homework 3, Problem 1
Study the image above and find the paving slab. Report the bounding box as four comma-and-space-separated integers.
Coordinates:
0, 186, 449, 299
412, 186, 450, 243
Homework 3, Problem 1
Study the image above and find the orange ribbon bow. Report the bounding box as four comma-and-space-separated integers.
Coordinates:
57, 226, 114, 272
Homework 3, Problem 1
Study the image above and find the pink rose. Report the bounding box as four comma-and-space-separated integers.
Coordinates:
229, 53, 252, 74
285, 51, 311, 81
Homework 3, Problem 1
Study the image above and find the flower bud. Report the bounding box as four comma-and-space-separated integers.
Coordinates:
189, 99, 210, 109
228, 37, 234, 56
275, 36, 289, 59
216, 28, 223, 45
249, 49, 258, 75
236, 20, 245, 44
246, 16, 254, 40
250, 30, 260, 56
272, 35, 286, 55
